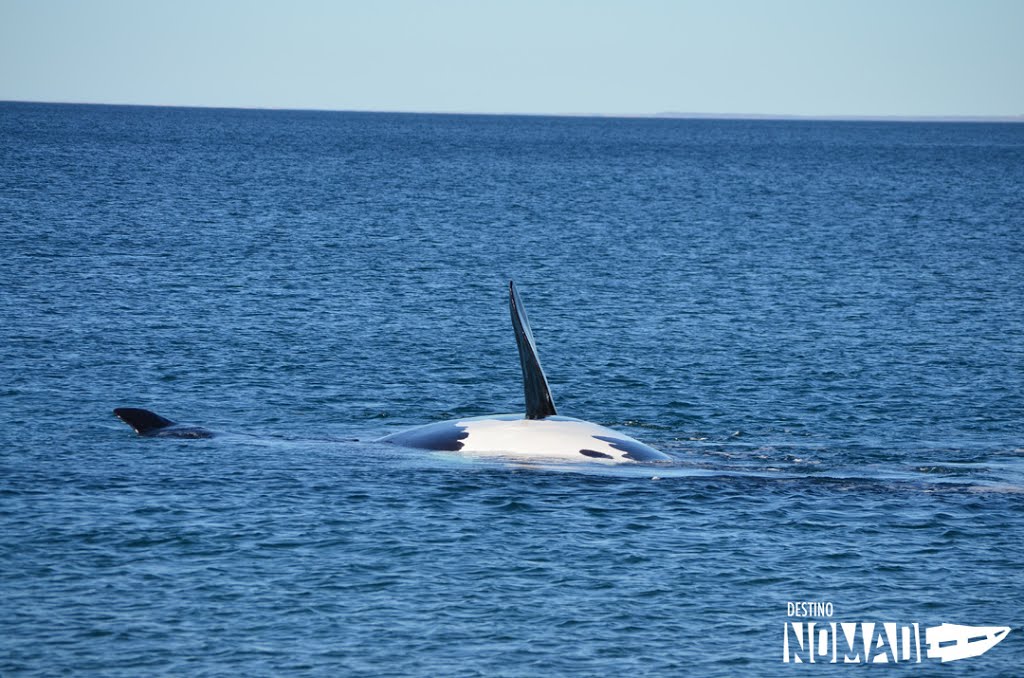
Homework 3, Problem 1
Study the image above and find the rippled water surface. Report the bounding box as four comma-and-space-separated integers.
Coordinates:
2, 103, 1023, 675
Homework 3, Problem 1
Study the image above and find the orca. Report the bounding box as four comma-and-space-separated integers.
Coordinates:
113, 407, 214, 439
378, 282, 671, 464
114, 282, 669, 464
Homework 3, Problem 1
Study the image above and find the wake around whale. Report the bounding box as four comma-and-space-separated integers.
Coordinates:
114, 282, 670, 464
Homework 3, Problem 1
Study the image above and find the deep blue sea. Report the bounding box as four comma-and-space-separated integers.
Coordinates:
2, 102, 1023, 675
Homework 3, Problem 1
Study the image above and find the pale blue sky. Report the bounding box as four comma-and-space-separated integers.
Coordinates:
1, 0, 1021, 116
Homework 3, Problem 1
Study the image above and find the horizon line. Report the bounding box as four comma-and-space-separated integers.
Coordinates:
3, 99, 1023, 124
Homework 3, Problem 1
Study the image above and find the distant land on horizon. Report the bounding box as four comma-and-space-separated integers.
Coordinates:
644, 111, 1024, 123
3, 99, 1023, 123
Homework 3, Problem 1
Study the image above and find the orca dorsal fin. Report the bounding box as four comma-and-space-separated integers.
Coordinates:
509, 281, 557, 419
113, 407, 176, 435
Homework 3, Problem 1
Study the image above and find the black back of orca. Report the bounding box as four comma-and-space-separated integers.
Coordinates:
113, 408, 214, 438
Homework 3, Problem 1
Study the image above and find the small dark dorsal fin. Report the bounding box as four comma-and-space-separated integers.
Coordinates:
509, 281, 557, 419
113, 407, 176, 435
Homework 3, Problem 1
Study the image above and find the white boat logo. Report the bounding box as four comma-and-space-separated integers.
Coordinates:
926, 623, 1011, 662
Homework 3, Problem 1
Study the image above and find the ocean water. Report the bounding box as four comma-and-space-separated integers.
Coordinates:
1, 102, 1022, 675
